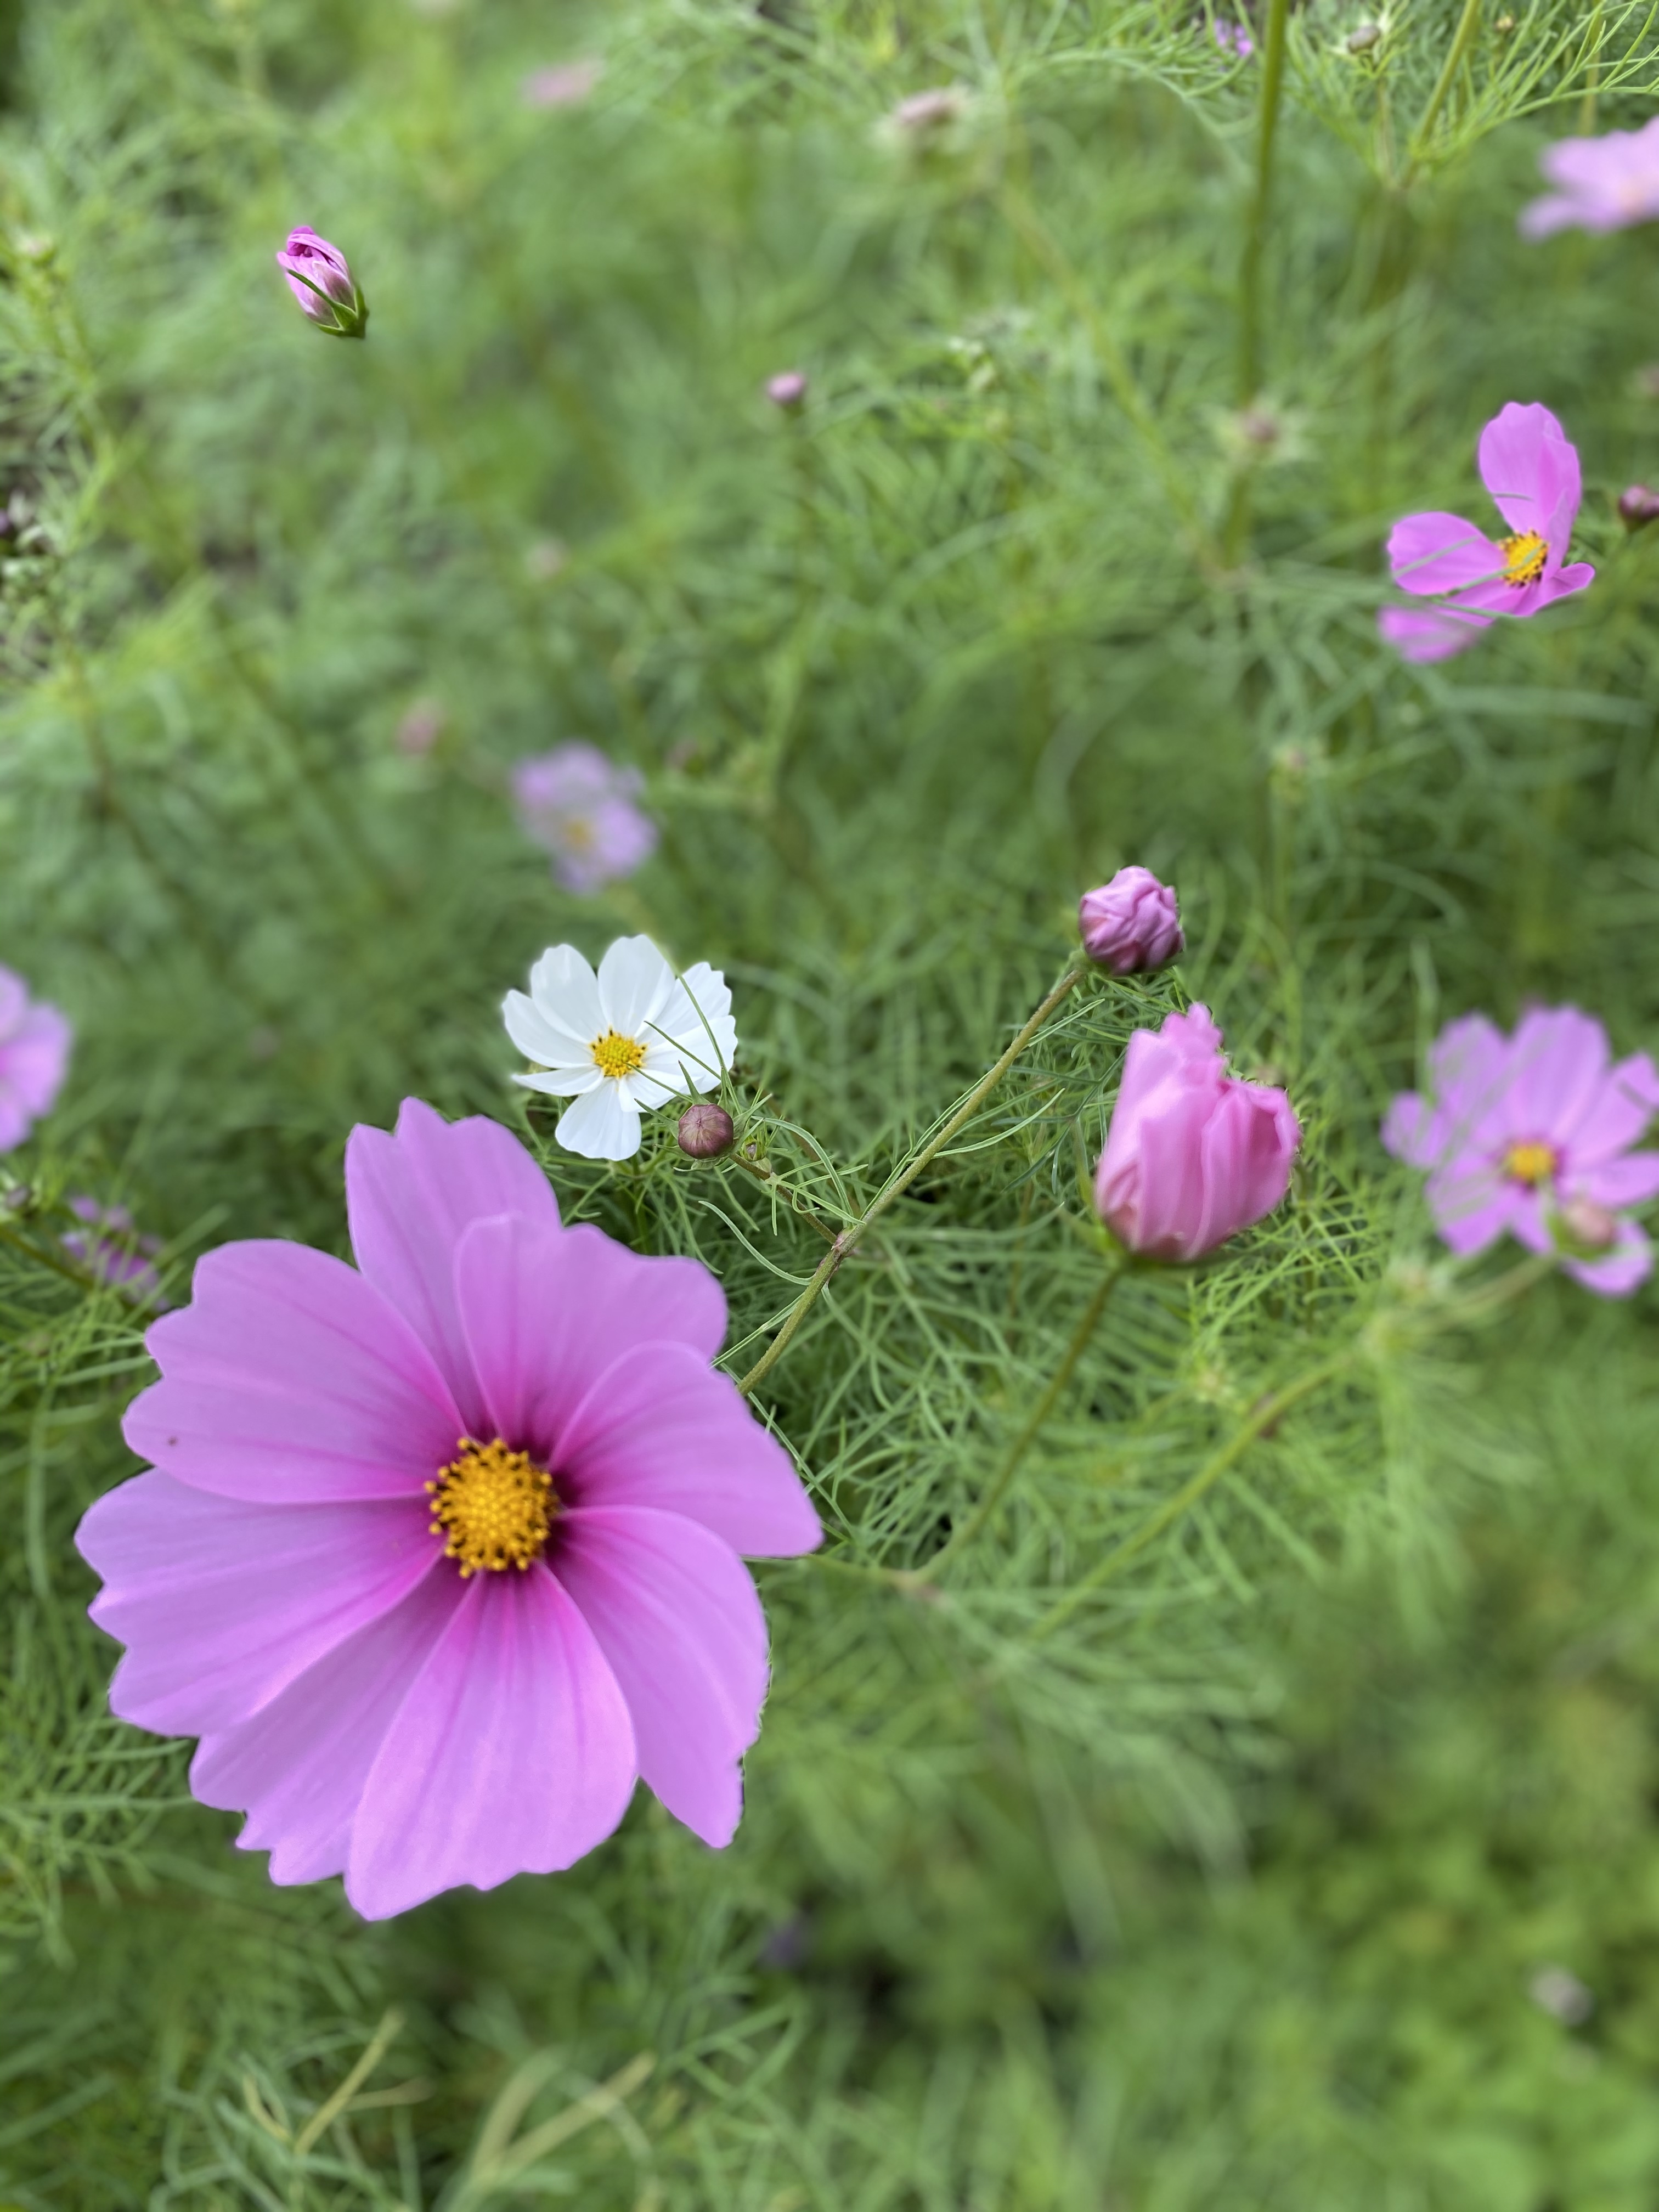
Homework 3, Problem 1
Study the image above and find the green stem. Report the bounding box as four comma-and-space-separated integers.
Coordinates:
737, 967, 1087, 1396
921, 1256, 1127, 1579
1034, 1352, 1353, 1640
1236, 0, 1294, 409
1405, 0, 1484, 178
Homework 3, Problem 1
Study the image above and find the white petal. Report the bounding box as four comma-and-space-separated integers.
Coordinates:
651, 964, 738, 1091
514, 1066, 602, 1098
556, 1082, 642, 1160
596, 936, 676, 1039
527, 945, 605, 1046
503, 990, 596, 1071
627, 1043, 687, 1109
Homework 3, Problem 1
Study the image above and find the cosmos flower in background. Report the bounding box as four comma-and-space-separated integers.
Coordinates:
1079, 866, 1184, 974
63, 1197, 165, 1304
1383, 1006, 1659, 1295
1212, 19, 1255, 57
75, 1101, 821, 1921
275, 228, 369, 340
1376, 602, 1492, 664
1384, 402, 1593, 637
1095, 1005, 1300, 1261
0, 965, 71, 1150
765, 371, 809, 409
1520, 117, 1659, 238
505, 936, 737, 1162
511, 743, 657, 894
521, 58, 603, 108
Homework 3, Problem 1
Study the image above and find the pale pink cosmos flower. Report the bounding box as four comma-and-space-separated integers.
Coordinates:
1385, 402, 1594, 640
1095, 1005, 1300, 1261
521, 58, 603, 109
76, 1100, 821, 1920
0, 965, 71, 1150
511, 743, 658, 893
1521, 117, 1659, 238
63, 1197, 165, 1304
1212, 19, 1255, 57
1383, 1007, 1659, 1295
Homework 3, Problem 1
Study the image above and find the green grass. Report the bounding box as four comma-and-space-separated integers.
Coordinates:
1, 0, 1658, 2203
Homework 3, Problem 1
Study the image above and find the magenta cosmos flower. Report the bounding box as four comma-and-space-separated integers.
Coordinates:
0, 964, 71, 1150
1383, 403, 1593, 650
1079, 866, 1184, 974
1383, 1007, 1659, 1295
512, 743, 657, 894
1521, 117, 1659, 238
275, 227, 368, 339
1095, 1005, 1300, 1261
63, 1197, 165, 1304
76, 1100, 820, 1919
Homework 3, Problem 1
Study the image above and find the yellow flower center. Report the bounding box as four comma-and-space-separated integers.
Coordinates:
1500, 530, 1547, 586
1504, 1139, 1557, 1186
590, 1027, 646, 1080
426, 1437, 555, 1577
561, 816, 596, 851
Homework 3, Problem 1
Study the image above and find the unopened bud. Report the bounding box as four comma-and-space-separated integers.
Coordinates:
1345, 20, 1383, 49
1493, 10, 1516, 29
275, 227, 369, 340
1079, 865, 1184, 975
396, 697, 447, 755
1617, 484, 1659, 530
765, 370, 809, 409
1557, 1197, 1618, 1253
888, 86, 968, 137
678, 1102, 735, 1158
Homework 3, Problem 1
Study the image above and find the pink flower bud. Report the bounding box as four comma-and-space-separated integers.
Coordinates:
678, 1102, 735, 1158
766, 371, 809, 409
1078, 866, 1184, 975
1094, 1005, 1300, 1261
1618, 484, 1659, 529
1557, 1195, 1618, 1251
275, 227, 368, 340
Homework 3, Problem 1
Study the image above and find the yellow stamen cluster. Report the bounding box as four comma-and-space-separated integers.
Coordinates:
427, 1437, 555, 1577
1500, 530, 1547, 586
1504, 1139, 1557, 1186
590, 1027, 646, 1080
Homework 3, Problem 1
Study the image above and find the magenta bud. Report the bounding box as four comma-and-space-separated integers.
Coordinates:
1618, 484, 1659, 529
275, 227, 369, 340
1557, 1195, 1619, 1252
678, 1102, 735, 1158
1079, 866, 1184, 975
766, 370, 809, 409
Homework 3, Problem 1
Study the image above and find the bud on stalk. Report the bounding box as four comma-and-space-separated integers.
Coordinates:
275, 227, 369, 340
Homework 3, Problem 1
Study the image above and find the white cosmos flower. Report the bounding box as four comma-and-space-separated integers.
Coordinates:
503, 935, 738, 1161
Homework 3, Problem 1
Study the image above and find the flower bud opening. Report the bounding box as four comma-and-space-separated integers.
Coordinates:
1618, 484, 1659, 530
1557, 1196, 1618, 1254
678, 1102, 736, 1158
766, 371, 809, 409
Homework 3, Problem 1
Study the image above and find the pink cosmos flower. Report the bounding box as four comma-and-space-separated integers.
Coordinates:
1385, 402, 1594, 633
1520, 117, 1659, 239
1079, 866, 1184, 974
275, 227, 368, 340
0, 965, 71, 1150
76, 1100, 821, 1920
1094, 1005, 1300, 1261
1383, 1006, 1659, 1295
63, 1197, 165, 1304
511, 743, 658, 894
521, 58, 603, 109
1212, 19, 1254, 56
1376, 602, 1492, 664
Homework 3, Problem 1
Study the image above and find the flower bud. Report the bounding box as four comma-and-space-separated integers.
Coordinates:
678, 1102, 735, 1158
1345, 21, 1383, 51
765, 370, 809, 409
1556, 1195, 1618, 1252
1095, 1006, 1300, 1262
275, 227, 369, 340
1618, 484, 1659, 529
1079, 866, 1184, 975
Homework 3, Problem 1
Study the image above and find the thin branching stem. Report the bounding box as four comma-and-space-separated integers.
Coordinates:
1406, 0, 1486, 177
737, 967, 1087, 1396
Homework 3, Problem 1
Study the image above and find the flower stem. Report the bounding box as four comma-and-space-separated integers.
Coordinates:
919, 1255, 1127, 1579
736, 966, 1087, 1396
1405, 0, 1484, 179
1235, 0, 1294, 411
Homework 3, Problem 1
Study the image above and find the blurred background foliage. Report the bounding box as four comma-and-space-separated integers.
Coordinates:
1, 0, 1658, 2203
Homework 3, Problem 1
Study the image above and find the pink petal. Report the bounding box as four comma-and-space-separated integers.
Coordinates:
347, 1566, 636, 1918
555, 1342, 822, 1558
1387, 512, 1505, 596
1423, 1014, 1511, 1153
1423, 1155, 1521, 1253
452, 1211, 728, 1460
1377, 605, 1490, 661
345, 1099, 562, 1434
1503, 1006, 1609, 1141
1381, 1090, 1435, 1165
123, 1242, 461, 1503
555, 1505, 770, 1847
1476, 402, 1581, 545
78, 1474, 438, 1736
1573, 1151, 1659, 1208
1562, 1223, 1652, 1296
1570, 1052, 1659, 1165
191, 1569, 466, 1888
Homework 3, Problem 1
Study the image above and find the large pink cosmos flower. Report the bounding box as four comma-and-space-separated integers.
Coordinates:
1384, 403, 1594, 644
1094, 1005, 1300, 1261
1520, 117, 1659, 239
1383, 1007, 1659, 1295
76, 1100, 820, 1920
0, 964, 71, 1150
